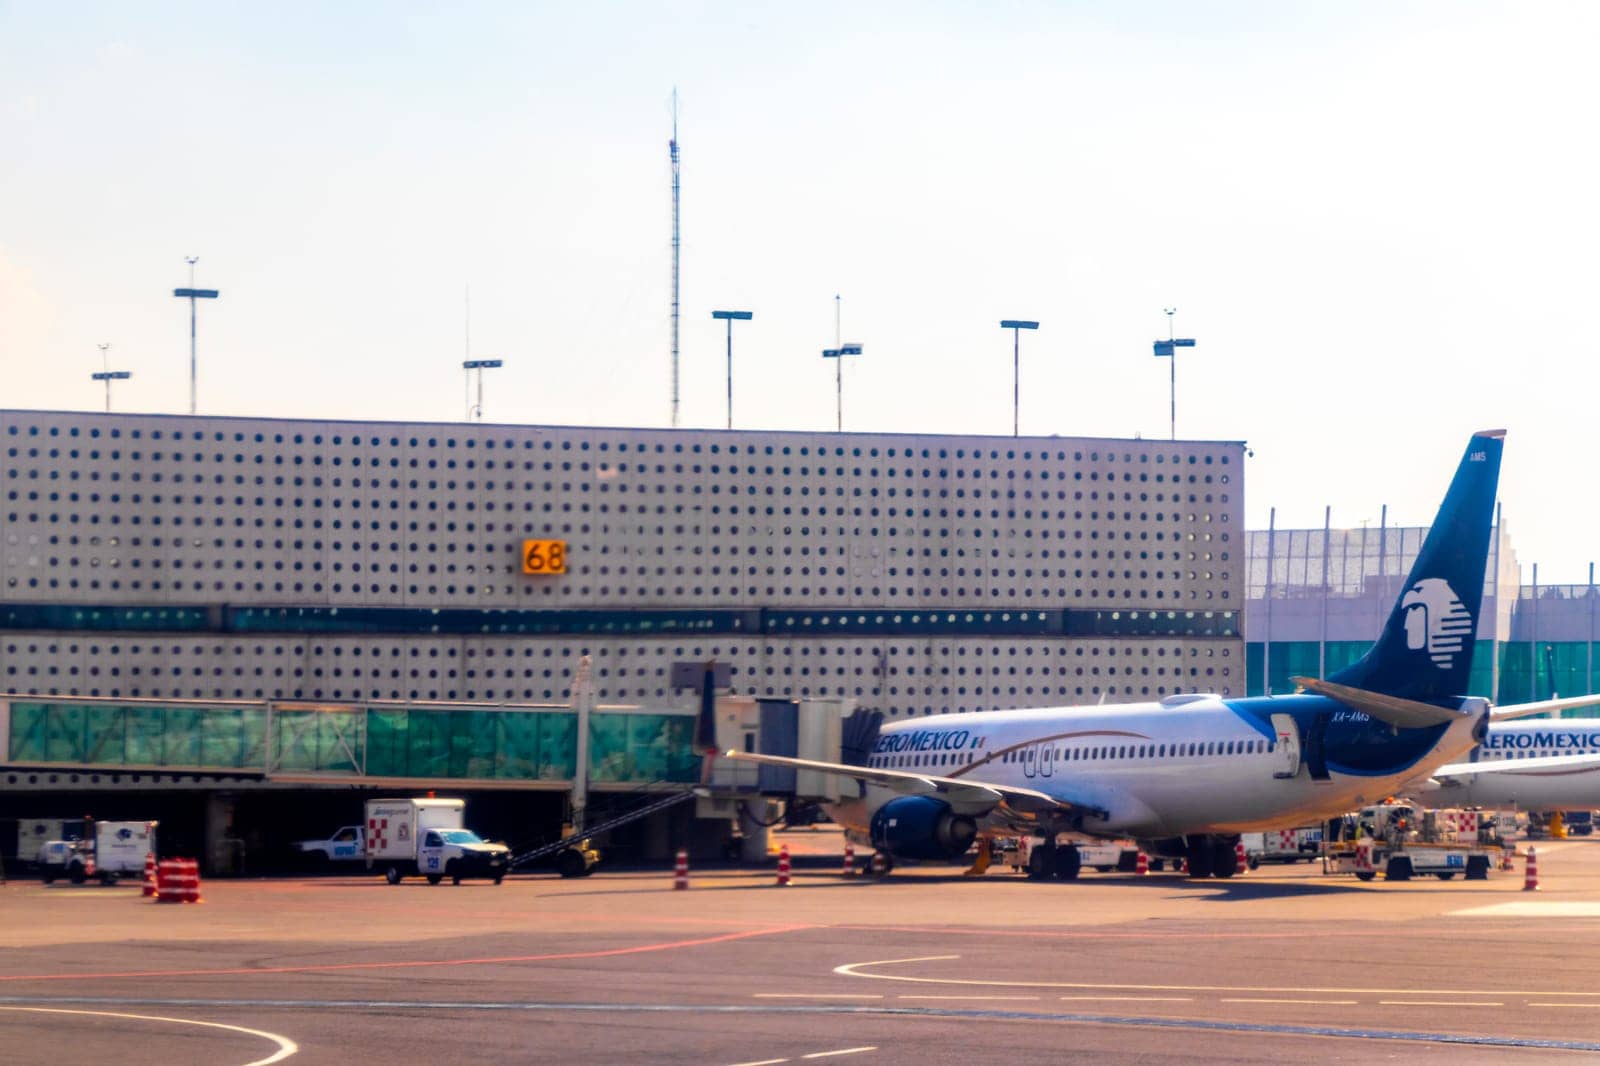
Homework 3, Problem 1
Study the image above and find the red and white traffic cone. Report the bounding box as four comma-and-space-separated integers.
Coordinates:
1502, 847, 1514, 872
1178, 856, 1188, 875
141, 852, 157, 897
1135, 851, 1149, 876
1234, 841, 1248, 875
842, 841, 855, 878
1523, 846, 1540, 892
776, 844, 791, 886
673, 848, 689, 891
181, 857, 203, 903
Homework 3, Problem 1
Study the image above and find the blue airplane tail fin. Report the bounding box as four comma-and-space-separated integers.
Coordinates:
1326, 431, 1504, 702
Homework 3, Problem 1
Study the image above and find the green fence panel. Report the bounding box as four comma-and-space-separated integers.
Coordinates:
366, 709, 410, 777
539, 713, 576, 779
7, 702, 46, 762
407, 710, 451, 778
44, 703, 84, 763
126, 706, 165, 765
83, 704, 126, 765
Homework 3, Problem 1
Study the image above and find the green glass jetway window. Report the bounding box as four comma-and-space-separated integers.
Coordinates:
7, 700, 268, 770
588, 712, 699, 784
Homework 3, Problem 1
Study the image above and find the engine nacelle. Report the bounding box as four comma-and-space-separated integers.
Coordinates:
869, 796, 978, 861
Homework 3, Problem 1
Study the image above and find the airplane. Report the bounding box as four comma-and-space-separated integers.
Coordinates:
1412, 715, 1600, 810
700, 429, 1600, 879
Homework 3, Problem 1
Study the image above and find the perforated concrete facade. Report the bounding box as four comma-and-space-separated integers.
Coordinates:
0, 411, 1245, 715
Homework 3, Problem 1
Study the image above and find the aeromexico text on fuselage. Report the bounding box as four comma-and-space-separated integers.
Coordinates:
1483, 726, 1600, 752
873, 728, 978, 754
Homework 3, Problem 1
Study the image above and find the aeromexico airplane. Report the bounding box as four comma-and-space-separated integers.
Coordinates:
1415, 717, 1600, 810
706, 430, 1600, 879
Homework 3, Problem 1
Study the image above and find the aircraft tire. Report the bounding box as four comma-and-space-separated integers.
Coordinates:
1026, 845, 1054, 881
1210, 838, 1237, 878
1051, 846, 1082, 881
1185, 839, 1214, 879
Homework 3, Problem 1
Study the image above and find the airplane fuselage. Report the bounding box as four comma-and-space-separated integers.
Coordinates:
828, 693, 1485, 841
1418, 719, 1600, 809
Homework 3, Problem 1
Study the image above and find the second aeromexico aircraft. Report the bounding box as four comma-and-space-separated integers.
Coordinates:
712, 430, 1600, 879
1416, 717, 1600, 809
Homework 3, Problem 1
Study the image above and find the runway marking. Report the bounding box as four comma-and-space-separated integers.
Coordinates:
0, 1005, 297, 1065
753, 994, 883, 1000
0, 924, 812, 983
831, 953, 1600, 998
1379, 1000, 1501, 1007
1452, 901, 1600, 917
727, 1059, 790, 1066
900, 995, 1040, 1001
800, 1049, 875, 1060
1528, 1003, 1599, 1009
1216, 992, 1356, 998
5, 996, 1599, 1053
1059, 996, 1194, 1003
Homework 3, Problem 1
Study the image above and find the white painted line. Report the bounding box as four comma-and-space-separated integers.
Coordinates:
0, 1006, 297, 1065
1059, 996, 1194, 1003
1453, 902, 1600, 918
727, 1059, 790, 1066
753, 994, 883, 1000
801, 1050, 876, 1060
1528, 1002, 1600, 1009
1216, 992, 1356, 998
1379, 1000, 1501, 1007
899, 995, 1040, 1001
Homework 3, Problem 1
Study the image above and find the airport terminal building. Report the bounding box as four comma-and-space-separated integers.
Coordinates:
0, 410, 1245, 714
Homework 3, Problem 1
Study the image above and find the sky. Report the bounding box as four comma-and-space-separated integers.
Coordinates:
3, 2, 1599, 580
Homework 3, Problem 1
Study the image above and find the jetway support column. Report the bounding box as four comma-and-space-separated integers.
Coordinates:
740, 800, 774, 864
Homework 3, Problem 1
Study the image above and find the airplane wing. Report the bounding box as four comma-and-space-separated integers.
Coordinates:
1430, 751, 1600, 778
717, 749, 1103, 818
1490, 695, 1600, 721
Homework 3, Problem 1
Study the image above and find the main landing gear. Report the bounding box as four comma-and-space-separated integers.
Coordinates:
1182, 835, 1242, 879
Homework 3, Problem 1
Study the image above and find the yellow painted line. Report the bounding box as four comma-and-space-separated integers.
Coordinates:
801, 1050, 876, 1060
1216, 992, 1356, 998
833, 954, 1600, 998
1379, 1000, 1501, 1007
0, 1006, 296, 1065
753, 994, 883, 1000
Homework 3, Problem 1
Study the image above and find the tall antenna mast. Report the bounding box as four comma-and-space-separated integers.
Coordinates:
669, 89, 682, 428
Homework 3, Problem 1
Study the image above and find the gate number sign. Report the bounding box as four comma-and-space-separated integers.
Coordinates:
521, 539, 567, 575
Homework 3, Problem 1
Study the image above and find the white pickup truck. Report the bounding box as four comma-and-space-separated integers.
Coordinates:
295, 825, 366, 864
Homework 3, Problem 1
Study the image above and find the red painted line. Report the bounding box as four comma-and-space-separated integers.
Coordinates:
0, 924, 814, 984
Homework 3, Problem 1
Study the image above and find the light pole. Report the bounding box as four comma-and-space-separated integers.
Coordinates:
463, 359, 503, 421
1000, 320, 1039, 436
91, 343, 130, 412
1152, 308, 1196, 440
711, 310, 753, 429
172, 256, 219, 415
821, 343, 862, 431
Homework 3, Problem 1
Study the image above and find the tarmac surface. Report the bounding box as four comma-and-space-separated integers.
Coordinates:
4, 830, 1600, 1064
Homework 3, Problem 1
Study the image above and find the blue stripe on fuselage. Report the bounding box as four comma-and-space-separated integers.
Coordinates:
1223, 694, 1450, 778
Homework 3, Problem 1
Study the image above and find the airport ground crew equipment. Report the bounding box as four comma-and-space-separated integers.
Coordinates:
39, 819, 156, 886
673, 849, 688, 890
1324, 803, 1496, 882
365, 797, 509, 885
509, 788, 692, 878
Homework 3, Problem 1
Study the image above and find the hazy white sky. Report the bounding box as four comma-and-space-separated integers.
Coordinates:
3, 3, 1598, 580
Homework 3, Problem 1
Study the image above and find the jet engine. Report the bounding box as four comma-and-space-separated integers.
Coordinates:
868, 796, 978, 861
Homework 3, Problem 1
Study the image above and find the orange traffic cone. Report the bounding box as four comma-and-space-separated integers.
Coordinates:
1135, 851, 1148, 876
141, 853, 157, 897
673, 849, 689, 891
1523, 846, 1540, 892
842, 841, 855, 878
1234, 841, 1248, 875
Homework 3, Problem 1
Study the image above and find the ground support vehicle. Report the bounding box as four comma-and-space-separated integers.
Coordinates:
1324, 838, 1495, 881
294, 825, 365, 865
1242, 827, 1323, 867
364, 798, 509, 885
40, 820, 156, 885
1022, 836, 1140, 879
